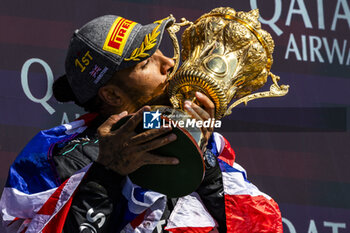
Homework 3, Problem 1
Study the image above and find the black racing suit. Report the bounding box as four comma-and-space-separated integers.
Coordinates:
52, 118, 227, 233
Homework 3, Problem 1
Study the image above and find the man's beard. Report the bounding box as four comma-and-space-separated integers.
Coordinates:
143, 91, 171, 106
133, 82, 172, 108
128, 89, 171, 111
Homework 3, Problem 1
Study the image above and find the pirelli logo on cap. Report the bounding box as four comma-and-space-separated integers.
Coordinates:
103, 17, 137, 56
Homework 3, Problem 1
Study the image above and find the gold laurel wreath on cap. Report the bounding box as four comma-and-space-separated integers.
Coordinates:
124, 19, 167, 61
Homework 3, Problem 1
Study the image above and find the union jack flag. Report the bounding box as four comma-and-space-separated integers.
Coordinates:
89, 65, 102, 78
0, 115, 282, 232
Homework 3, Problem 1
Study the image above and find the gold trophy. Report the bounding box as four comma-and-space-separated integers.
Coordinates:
127, 7, 289, 197
167, 7, 289, 118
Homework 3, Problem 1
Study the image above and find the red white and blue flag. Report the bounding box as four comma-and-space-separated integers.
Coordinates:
0, 115, 282, 233
165, 133, 283, 232
0, 114, 97, 233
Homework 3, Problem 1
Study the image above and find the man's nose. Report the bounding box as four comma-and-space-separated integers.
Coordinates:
159, 52, 175, 75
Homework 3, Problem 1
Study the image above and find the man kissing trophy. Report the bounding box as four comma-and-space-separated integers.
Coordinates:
123, 7, 289, 197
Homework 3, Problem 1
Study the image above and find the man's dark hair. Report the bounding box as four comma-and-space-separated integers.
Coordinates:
52, 75, 102, 113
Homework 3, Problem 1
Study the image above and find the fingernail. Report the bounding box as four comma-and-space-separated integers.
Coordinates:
196, 92, 204, 97
162, 126, 172, 131
184, 100, 192, 106
184, 102, 192, 110
143, 106, 151, 111
120, 111, 128, 117
169, 134, 177, 141
172, 158, 179, 164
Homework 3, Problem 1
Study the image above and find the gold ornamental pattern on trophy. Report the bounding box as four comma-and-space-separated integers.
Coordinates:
166, 7, 289, 119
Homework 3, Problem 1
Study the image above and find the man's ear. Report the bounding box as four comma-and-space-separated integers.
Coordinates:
98, 85, 123, 107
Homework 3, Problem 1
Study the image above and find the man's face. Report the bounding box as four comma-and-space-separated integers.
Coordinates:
118, 49, 175, 110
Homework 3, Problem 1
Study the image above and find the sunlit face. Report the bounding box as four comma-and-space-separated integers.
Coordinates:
117, 50, 175, 111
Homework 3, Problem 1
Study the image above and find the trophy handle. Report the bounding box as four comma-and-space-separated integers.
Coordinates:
224, 72, 290, 116
166, 15, 193, 82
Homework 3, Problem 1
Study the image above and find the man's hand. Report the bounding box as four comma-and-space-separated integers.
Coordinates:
184, 92, 215, 150
96, 106, 179, 176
